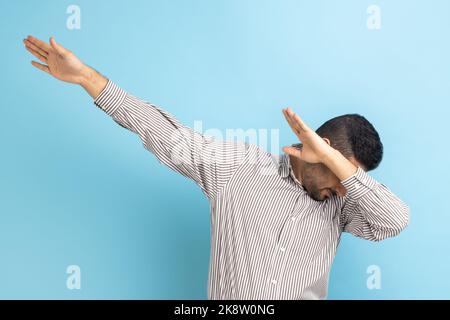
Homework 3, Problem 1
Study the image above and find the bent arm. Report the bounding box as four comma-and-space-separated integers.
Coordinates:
339, 168, 410, 241
279, 108, 409, 240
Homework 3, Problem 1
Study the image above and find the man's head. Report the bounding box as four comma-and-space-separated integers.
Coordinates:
295, 114, 383, 201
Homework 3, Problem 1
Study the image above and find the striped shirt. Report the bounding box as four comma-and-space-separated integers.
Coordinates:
94, 80, 409, 300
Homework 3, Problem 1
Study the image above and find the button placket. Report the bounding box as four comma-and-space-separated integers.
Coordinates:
268, 212, 297, 298
267, 194, 302, 298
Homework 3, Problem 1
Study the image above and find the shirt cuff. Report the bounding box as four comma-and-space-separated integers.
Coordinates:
341, 166, 378, 200
93, 80, 127, 116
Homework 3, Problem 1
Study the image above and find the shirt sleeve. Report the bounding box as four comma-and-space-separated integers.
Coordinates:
94, 80, 250, 201
339, 167, 410, 241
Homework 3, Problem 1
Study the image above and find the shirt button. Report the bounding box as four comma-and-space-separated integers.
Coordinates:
280, 247, 286, 252
271, 279, 278, 285
291, 216, 296, 222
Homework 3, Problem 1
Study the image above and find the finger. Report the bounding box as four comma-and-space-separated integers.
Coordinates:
31, 61, 50, 74
23, 39, 48, 58
285, 107, 310, 132
282, 146, 303, 159
285, 107, 304, 130
292, 113, 310, 131
282, 108, 302, 138
283, 108, 301, 132
50, 37, 68, 55
25, 44, 47, 63
26, 35, 50, 54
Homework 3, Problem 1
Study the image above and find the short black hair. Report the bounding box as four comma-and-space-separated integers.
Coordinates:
315, 114, 383, 171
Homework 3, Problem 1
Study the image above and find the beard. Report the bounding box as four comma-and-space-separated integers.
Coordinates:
301, 163, 329, 201
304, 184, 324, 201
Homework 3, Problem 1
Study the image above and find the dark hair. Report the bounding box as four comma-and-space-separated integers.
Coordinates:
315, 114, 383, 171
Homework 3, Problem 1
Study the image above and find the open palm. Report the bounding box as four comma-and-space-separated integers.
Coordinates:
23, 35, 86, 84
282, 107, 335, 164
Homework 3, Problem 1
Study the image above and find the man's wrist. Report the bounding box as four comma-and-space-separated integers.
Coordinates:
320, 148, 340, 166
320, 148, 358, 181
79, 66, 108, 99
78, 65, 93, 86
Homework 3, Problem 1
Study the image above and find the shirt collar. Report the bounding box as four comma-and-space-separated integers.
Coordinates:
278, 153, 291, 178
278, 145, 306, 191
278, 143, 302, 179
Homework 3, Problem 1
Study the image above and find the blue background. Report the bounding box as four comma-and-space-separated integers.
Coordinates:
0, 0, 449, 299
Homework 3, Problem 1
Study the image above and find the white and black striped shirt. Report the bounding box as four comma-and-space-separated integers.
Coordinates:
94, 80, 409, 300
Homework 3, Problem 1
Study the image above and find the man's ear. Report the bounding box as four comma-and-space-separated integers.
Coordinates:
322, 137, 331, 145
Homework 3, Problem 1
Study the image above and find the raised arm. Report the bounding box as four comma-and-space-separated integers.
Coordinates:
23, 35, 251, 201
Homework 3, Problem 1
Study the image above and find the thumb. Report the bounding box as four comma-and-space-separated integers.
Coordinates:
283, 146, 303, 159
50, 37, 68, 55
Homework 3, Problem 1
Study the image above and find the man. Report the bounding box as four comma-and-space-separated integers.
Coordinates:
23, 35, 409, 300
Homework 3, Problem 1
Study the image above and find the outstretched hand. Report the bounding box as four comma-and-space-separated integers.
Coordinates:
23, 35, 88, 85
282, 107, 335, 164
23, 35, 107, 98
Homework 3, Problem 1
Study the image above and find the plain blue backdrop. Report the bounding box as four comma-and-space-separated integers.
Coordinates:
1, 0, 449, 299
